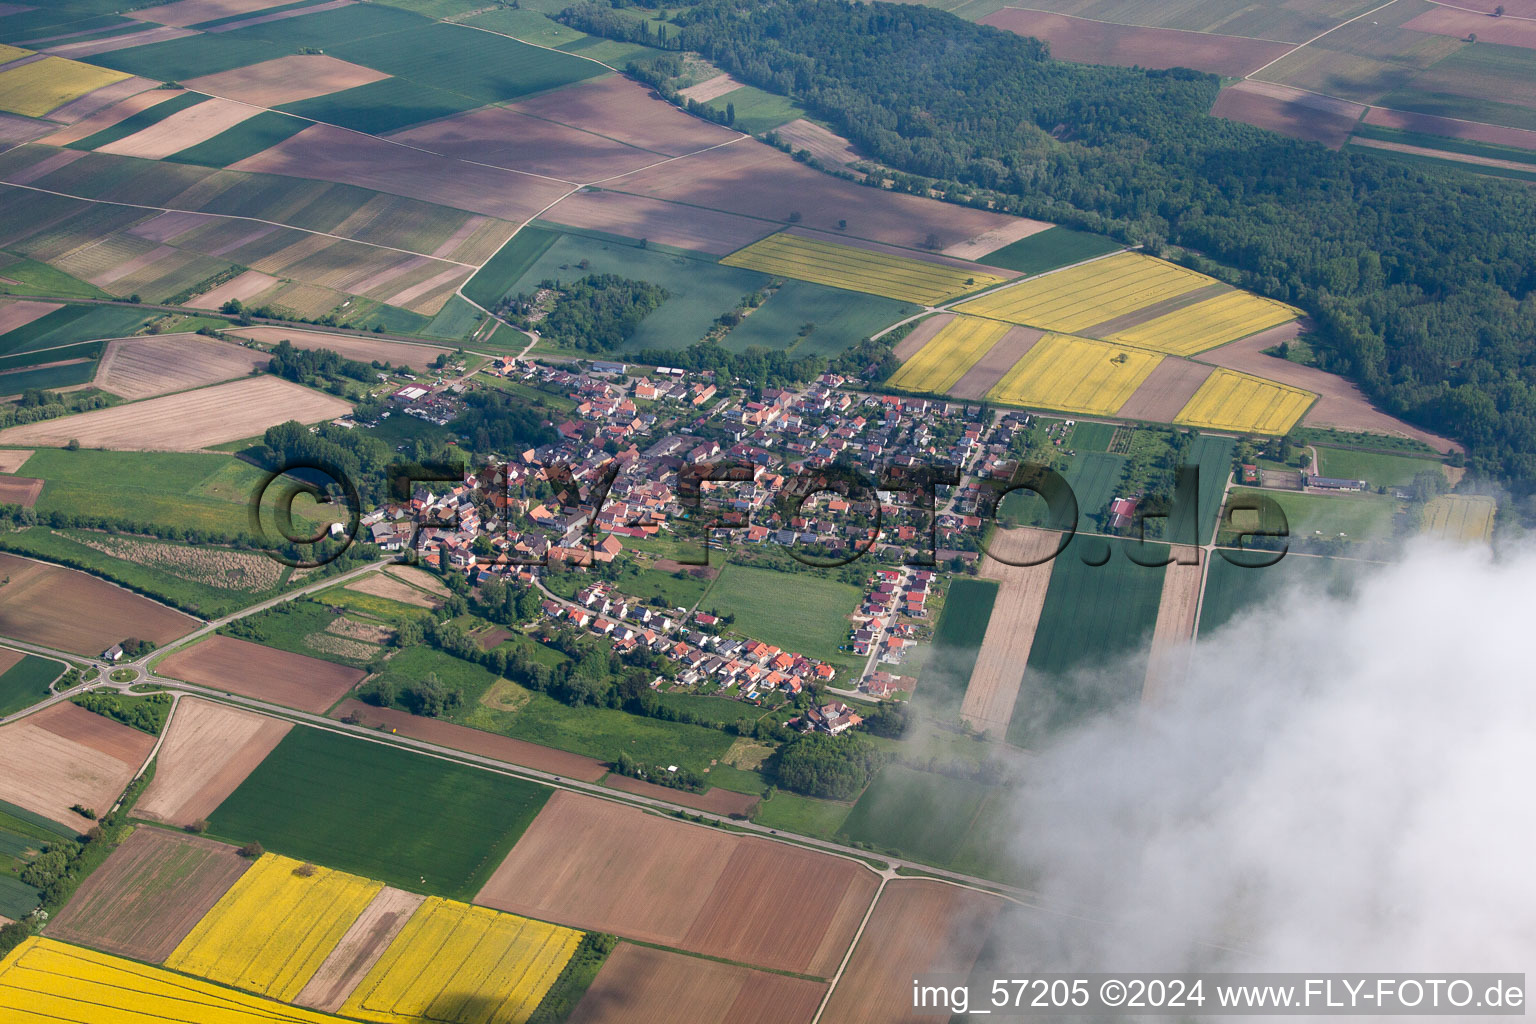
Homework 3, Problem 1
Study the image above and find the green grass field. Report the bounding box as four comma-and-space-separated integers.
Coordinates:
915, 578, 997, 719
90, 32, 289, 80
0, 652, 64, 718
720, 279, 917, 357
278, 76, 479, 136
421, 295, 485, 341
1169, 433, 1236, 545
166, 110, 312, 167
702, 84, 806, 134
467, 7, 587, 45
0, 360, 98, 393
0, 341, 102, 374
68, 92, 210, 152
221, 599, 378, 667
0, 873, 40, 921
1006, 535, 1165, 749
461, 227, 559, 310
702, 563, 864, 675
0, 256, 105, 300
751, 790, 851, 840
0, 305, 150, 357
1064, 451, 1127, 522
839, 764, 991, 864
979, 226, 1122, 276
207, 724, 551, 899
1314, 446, 1445, 489
1068, 421, 1116, 451
1197, 553, 1359, 639
1224, 487, 1399, 544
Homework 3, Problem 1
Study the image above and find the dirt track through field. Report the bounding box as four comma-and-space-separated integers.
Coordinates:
0, 551, 197, 655
137, 697, 292, 826
295, 886, 426, 1013
94, 333, 268, 400
0, 702, 155, 828
156, 635, 363, 713
949, 325, 1042, 400
568, 943, 826, 1024
1141, 545, 1202, 706
960, 527, 1058, 734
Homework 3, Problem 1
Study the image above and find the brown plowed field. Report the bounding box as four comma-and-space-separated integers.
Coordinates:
1200, 323, 1460, 451
599, 138, 1025, 251
1210, 80, 1365, 148
981, 9, 1292, 76
0, 375, 351, 450
677, 74, 747, 104
390, 107, 662, 183
1404, 7, 1536, 49
97, 97, 263, 160
127, 0, 295, 27
568, 943, 825, 1024
137, 697, 291, 826
94, 333, 267, 400
1364, 106, 1536, 150
294, 886, 426, 1013
330, 699, 606, 783
542, 190, 776, 255
45, 829, 251, 962
1141, 545, 1201, 705
0, 552, 197, 655
960, 527, 1057, 734
0, 450, 30, 473
157, 635, 363, 713
0, 300, 61, 335
344, 572, 441, 610
475, 791, 877, 976
508, 75, 739, 157
891, 313, 953, 362
944, 216, 1055, 261
41, 76, 158, 125
602, 772, 758, 816
0, 648, 21, 676
0, 475, 40, 506
4, 148, 87, 185
230, 124, 572, 223
39, 87, 178, 146
189, 269, 279, 310
949, 325, 1043, 400
184, 55, 388, 107
820, 879, 1002, 1024
0, 702, 155, 828
223, 326, 457, 366
1115, 357, 1216, 422
383, 565, 448, 595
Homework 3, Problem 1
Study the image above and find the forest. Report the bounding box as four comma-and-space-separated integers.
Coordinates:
508, 274, 669, 352
563, 0, 1536, 494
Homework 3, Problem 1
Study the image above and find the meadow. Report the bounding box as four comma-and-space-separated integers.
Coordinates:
914, 577, 997, 718
839, 764, 993, 867
721, 232, 1004, 304
701, 83, 807, 133
888, 315, 1010, 394
1224, 486, 1398, 544
750, 790, 851, 840
207, 724, 553, 900
1196, 553, 1357, 639
703, 562, 864, 674
1175, 368, 1314, 435
0, 304, 150, 356
986, 333, 1162, 416
1164, 432, 1237, 545
462, 226, 559, 310
1005, 535, 1166, 749
25, 449, 275, 534
975, 225, 1122, 275
719, 279, 917, 356
0, 653, 64, 718
1315, 446, 1446, 488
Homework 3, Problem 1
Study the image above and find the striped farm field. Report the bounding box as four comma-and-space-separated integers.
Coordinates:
165, 853, 383, 1003
1175, 368, 1314, 434
888, 315, 1011, 394
1107, 290, 1300, 356
0, 58, 130, 118
720, 232, 1005, 304
1421, 494, 1496, 543
0, 937, 342, 1024
986, 333, 1162, 416
341, 897, 582, 1024
955, 251, 1210, 333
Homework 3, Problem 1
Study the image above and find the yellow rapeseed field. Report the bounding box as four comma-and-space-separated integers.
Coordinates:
720, 232, 1005, 304
1106, 290, 1300, 356
165, 853, 382, 1004
341, 897, 582, 1024
0, 937, 343, 1024
1420, 494, 1495, 543
985, 333, 1161, 416
1174, 368, 1314, 434
0, 56, 129, 118
887, 315, 1011, 394
954, 251, 1211, 333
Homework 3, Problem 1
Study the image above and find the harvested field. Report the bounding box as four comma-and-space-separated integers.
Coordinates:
888, 315, 1012, 394
722, 232, 1005, 304
222, 325, 457, 366
890, 313, 952, 362
331, 699, 607, 783
1115, 356, 1216, 422
44, 829, 251, 963
42, 88, 180, 146
772, 118, 867, 170
1364, 105, 1536, 150
295, 886, 426, 1013
0, 701, 155, 828
346, 572, 442, 610
1176, 367, 1313, 435
601, 138, 1028, 251
1141, 545, 1202, 705
44, 26, 198, 60
0, 450, 30, 474
384, 564, 449, 595
93, 333, 267, 399
127, 0, 297, 27
943, 216, 1054, 262
183, 54, 389, 107
0, 375, 352, 450
230, 124, 572, 223
981, 8, 1291, 76
36, 75, 158, 126
986, 333, 1163, 416
602, 773, 760, 816
476, 791, 877, 976
1201, 323, 1459, 451
188, 268, 278, 308
136, 697, 291, 826
1404, 6, 1536, 49
1421, 494, 1496, 543
1211, 80, 1367, 148
569, 943, 826, 1024
678, 73, 748, 104
96, 96, 263, 160
960, 527, 1058, 735
392, 106, 662, 182
541, 190, 775, 255
949, 325, 1043, 400
157, 635, 364, 713
0, 551, 197, 655
507, 75, 740, 157
820, 879, 1002, 1024
0, 111, 51, 146
0, 57, 130, 119
0, 299, 61, 335
0, 475, 40, 506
